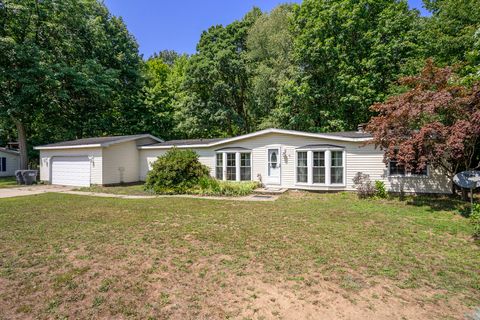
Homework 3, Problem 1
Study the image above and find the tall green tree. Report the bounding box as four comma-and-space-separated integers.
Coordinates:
0, 0, 142, 168
141, 52, 188, 140
292, 0, 421, 132
176, 8, 262, 138
420, 0, 480, 83
246, 4, 299, 129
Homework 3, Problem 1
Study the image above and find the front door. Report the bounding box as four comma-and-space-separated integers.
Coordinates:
266, 148, 281, 185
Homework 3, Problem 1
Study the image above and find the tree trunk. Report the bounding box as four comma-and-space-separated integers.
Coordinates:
14, 120, 28, 169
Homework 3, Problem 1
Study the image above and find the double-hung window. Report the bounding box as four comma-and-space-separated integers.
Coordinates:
226, 153, 236, 181
0, 157, 6, 172
240, 153, 251, 181
296, 149, 345, 185
216, 150, 252, 181
297, 151, 308, 183
330, 151, 344, 184
312, 151, 325, 184
215, 153, 223, 180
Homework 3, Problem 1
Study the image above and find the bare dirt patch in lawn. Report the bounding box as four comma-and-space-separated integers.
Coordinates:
0, 193, 478, 319
0, 249, 471, 320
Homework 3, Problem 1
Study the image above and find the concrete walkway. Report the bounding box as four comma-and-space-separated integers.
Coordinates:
63, 191, 279, 201
0, 185, 278, 201
0, 185, 74, 198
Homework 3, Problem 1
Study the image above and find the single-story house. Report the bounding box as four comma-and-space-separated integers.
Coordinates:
35, 128, 451, 193
0, 147, 20, 177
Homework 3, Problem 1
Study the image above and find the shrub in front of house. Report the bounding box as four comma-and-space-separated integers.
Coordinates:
145, 149, 260, 196
352, 172, 375, 199
145, 148, 210, 194
194, 177, 260, 196
374, 180, 388, 199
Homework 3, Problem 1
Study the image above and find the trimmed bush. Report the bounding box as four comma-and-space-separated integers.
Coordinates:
145, 148, 210, 194
374, 180, 388, 199
352, 172, 375, 199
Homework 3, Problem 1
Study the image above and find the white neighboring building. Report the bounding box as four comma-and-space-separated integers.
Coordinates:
0, 147, 20, 177
35, 128, 451, 193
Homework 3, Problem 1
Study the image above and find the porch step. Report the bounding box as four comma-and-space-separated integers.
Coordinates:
254, 187, 288, 195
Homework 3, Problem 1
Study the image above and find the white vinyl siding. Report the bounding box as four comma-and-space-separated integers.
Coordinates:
0, 151, 19, 177
139, 132, 452, 194
102, 141, 140, 185
39, 148, 103, 184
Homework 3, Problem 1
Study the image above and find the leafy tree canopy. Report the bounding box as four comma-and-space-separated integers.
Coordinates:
0, 0, 142, 167
292, 0, 421, 132
366, 60, 480, 180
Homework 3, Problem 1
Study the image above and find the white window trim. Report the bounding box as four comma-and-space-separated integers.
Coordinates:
387, 161, 430, 178
295, 150, 309, 185
240, 153, 252, 181
215, 153, 223, 180
295, 148, 346, 187
312, 150, 327, 185
215, 150, 252, 182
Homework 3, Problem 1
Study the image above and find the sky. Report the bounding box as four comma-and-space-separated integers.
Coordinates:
103, 0, 430, 59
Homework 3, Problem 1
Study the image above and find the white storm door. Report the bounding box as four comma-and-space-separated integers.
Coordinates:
266, 148, 281, 185
51, 157, 91, 187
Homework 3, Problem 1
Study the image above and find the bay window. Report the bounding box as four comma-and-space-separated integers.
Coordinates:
226, 153, 236, 181
312, 151, 325, 184
296, 148, 345, 186
330, 151, 344, 184
297, 151, 308, 183
240, 153, 251, 181
215, 150, 252, 181
216, 153, 223, 180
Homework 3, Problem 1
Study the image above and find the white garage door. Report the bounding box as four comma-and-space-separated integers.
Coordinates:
51, 157, 91, 187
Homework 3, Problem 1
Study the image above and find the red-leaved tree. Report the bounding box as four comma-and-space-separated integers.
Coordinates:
366, 60, 480, 190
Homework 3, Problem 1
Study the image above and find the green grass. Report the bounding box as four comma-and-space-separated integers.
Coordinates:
0, 176, 17, 188
0, 192, 478, 318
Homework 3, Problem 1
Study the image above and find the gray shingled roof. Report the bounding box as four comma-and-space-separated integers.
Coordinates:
320, 131, 372, 139
148, 138, 226, 147
297, 144, 345, 149
37, 134, 158, 148
0, 147, 19, 155
143, 130, 371, 148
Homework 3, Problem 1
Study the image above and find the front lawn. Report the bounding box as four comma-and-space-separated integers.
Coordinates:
0, 176, 17, 188
0, 192, 478, 319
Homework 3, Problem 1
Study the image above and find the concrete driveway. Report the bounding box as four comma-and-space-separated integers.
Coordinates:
0, 185, 74, 198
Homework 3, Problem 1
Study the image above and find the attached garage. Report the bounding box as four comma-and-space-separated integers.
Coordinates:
35, 134, 162, 187
51, 157, 91, 187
